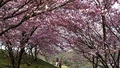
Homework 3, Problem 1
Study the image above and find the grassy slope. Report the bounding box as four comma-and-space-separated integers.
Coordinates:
0, 49, 58, 68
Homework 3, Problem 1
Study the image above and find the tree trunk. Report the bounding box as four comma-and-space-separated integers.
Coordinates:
92, 55, 95, 68
16, 48, 25, 68
6, 42, 16, 68
102, 15, 107, 63
116, 50, 120, 68
34, 47, 37, 61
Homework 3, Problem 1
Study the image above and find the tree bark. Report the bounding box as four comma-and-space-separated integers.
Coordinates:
16, 48, 25, 68
102, 15, 108, 66
34, 47, 37, 61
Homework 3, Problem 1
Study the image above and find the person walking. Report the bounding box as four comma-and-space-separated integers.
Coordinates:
59, 60, 62, 68
56, 58, 59, 66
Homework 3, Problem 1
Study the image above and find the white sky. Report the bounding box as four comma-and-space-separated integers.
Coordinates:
112, 2, 120, 9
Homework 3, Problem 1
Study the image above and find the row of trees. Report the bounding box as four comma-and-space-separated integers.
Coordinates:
0, 0, 120, 68
55, 0, 120, 68
0, 0, 73, 68
46, 0, 120, 68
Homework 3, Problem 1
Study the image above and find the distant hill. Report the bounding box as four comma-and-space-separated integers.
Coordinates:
0, 49, 58, 68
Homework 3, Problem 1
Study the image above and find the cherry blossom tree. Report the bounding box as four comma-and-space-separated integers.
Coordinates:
0, 0, 74, 68
45, 0, 120, 68
1, 0, 120, 68
0, 0, 73, 36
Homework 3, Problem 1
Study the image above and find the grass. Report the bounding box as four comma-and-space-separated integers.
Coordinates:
20, 59, 58, 68
0, 49, 58, 68
62, 65, 68, 68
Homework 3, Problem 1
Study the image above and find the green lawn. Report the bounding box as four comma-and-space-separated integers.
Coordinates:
0, 49, 58, 68
62, 65, 69, 68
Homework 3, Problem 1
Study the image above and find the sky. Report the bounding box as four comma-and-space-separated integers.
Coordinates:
112, 2, 120, 9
